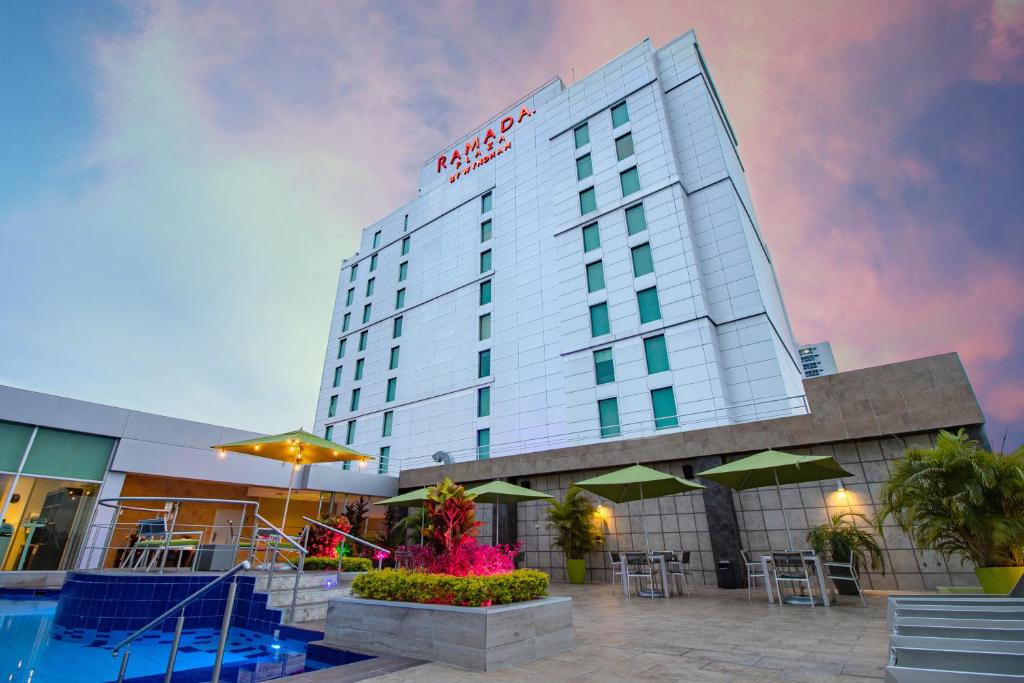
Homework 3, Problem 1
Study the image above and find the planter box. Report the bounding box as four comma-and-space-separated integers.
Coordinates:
324, 595, 573, 671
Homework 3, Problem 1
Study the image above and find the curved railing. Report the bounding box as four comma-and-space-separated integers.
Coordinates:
251, 513, 308, 622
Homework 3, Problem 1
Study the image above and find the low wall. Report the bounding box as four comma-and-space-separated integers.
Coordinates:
324, 596, 574, 671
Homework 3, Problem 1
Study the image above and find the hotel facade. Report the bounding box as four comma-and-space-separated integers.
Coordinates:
316, 31, 806, 472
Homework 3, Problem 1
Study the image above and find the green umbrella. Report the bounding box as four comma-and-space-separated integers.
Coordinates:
696, 450, 854, 549
575, 465, 704, 558
465, 481, 553, 544
374, 487, 431, 545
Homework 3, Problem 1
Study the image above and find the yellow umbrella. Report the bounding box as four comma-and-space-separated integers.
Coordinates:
213, 429, 373, 529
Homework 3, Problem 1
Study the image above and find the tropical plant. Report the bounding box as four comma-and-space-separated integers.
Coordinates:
374, 505, 410, 549
546, 486, 603, 560
875, 429, 1024, 568
344, 497, 370, 538
306, 515, 351, 558
807, 511, 885, 573
401, 541, 520, 576
303, 556, 372, 572
351, 568, 548, 606
423, 478, 481, 556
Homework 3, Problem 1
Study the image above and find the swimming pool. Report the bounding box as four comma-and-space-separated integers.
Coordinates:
0, 598, 364, 682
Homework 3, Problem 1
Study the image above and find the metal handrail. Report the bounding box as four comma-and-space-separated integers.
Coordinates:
251, 513, 307, 623
302, 516, 391, 571
113, 560, 250, 683
97, 496, 261, 509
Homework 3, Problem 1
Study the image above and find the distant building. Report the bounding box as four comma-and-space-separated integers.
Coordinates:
799, 342, 838, 378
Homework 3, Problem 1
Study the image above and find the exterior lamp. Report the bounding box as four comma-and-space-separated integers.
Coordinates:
835, 480, 846, 492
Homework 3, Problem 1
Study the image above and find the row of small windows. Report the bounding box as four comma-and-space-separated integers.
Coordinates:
596, 385, 679, 438
573, 100, 629, 150
574, 100, 636, 215
592, 334, 670, 387
477, 191, 492, 460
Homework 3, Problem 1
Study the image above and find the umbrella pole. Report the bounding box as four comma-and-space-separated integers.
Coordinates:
281, 461, 297, 533
494, 496, 500, 547
774, 469, 794, 550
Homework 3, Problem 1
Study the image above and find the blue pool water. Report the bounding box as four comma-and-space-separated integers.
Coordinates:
0, 599, 356, 682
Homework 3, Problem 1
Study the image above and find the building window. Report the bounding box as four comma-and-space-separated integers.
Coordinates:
477, 428, 490, 460
362, 303, 372, 324
325, 425, 333, 441
369, 253, 378, 272
372, 230, 381, 249
625, 203, 647, 235
345, 420, 356, 445
350, 388, 361, 411
480, 249, 492, 273
378, 446, 390, 474
631, 243, 654, 277
589, 302, 610, 337
354, 358, 364, 380
349, 264, 358, 282
579, 187, 596, 215
358, 330, 368, 351
333, 366, 343, 387
637, 287, 662, 323
586, 261, 605, 293
620, 166, 640, 196
342, 313, 351, 332
582, 222, 600, 252
478, 349, 491, 377
574, 122, 589, 148
346, 288, 354, 306
389, 346, 400, 370
404, 214, 409, 231
651, 387, 679, 429
594, 348, 615, 385
477, 386, 490, 418
366, 278, 375, 297
480, 219, 492, 242
328, 395, 338, 418
598, 397, 621, 437
382, 410, 393, 437
398, 261, 408, 282
643, 334, 670, 374
481, 191, 492, 213
615, 132, 634, 161
337, 338, 346, 359
480, 280, 492, 305
576, 153, 592, 181
479, 313, 491, 340
611, 101, 629, 128
401, 236, 410, 255
386, 377, 397, 402
395, 288, 405, 309
393, 316, 403, 338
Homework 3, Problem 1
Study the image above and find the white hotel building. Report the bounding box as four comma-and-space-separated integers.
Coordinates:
315, 31, 807, 473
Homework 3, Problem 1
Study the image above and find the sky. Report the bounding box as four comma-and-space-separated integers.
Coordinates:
1, 1, 1022, 447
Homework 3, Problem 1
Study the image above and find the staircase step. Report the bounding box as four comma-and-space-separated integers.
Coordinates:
267, 587, 350, 608
249, 571, 362, 592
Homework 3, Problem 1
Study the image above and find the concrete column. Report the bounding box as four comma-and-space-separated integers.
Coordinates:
692, 455, 743, 588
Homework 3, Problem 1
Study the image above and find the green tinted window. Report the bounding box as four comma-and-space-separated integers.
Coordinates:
373, 231, 381, 248
354, 358, 364, 380
333, 366, 342, 387
651, 387, 679, 429
395, 288, 405, 309
358, 330, 368, 351
586, 261, 605, 293
328, 395, 338, 417
480, 249, 492, 273
576, 154, 592, 181
393, 316, 403, 338
625, 204, 647, 235
594, 348, 615, 385
478, 349, 491, 377
401, 236, 410, 255
378, 446, 390, 474
637, 287, 662, 323
615, 132, 634, 161
579, 187, 596, 215
19, 428, 112, 481
324, 425, 333, 442
369, 254, 378, 271
382, 411, 393, 437
350, 388, 361, 411
398, 262, 408, 282
631, 243, 654, 277
362, 303, 372, 324
611, 101, 629, 127
480, 280, 492, 305
477, 428, 490, 460
345, 420, 356, 445
480, 219, 492, 242
574, 123, 589, 148
479, 313, 491, 340
620, 166, 640, 196
336, 338, 346, 359
349, 264, 358, 282
582, 223, 600, 252
477, 386, 490, 417
481, 192, 492, 213
386, 378, 397, 402
389, 346, 400, 370
598, 398, 621, 437
366, 278, 374, 296
342, 313, 351, 332
589, 302, 610, 337
345, 288, 354, 306
644, 335, 670, 374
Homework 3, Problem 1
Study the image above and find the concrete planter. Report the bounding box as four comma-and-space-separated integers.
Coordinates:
324, 595, 573, 671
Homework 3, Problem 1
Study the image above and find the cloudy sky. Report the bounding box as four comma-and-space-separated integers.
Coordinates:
1, 1, 1022, 447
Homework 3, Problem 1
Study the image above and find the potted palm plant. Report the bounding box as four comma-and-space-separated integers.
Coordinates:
876, 429, 1024, 594
807, 511, 885, 594
546, 486, 603, 584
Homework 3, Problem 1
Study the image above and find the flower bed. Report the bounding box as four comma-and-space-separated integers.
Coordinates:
304, 556, 373, 572
350, 568, 548, 607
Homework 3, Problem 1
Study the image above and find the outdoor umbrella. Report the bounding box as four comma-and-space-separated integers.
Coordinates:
465, 481, 553, 545
696, 449, 853, 550
212, 429, 373, 531
374, 487, 431, 544
574, 464, 705, 558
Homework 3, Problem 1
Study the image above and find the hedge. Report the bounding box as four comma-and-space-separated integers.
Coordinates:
304, 556, 373, 572
350, 569, 549, 607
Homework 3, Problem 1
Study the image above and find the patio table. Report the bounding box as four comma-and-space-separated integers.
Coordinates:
761, 553, 831, 607
623, 551, 671, 598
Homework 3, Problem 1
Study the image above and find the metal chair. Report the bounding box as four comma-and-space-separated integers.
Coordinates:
607, 551, 625, 594
821, 549, 866, 606
622, 552, 655, 598
667, 550, 695, 596
741, 549, 769, 602
771, 551, 817, 608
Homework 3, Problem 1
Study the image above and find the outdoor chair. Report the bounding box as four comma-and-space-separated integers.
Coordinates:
821, 549, 866, 606
607, 551, 625, 594
741, 549, 769, 602
667, 550, 695, 596
771, 551, 817, 608
622, 552, 655, 598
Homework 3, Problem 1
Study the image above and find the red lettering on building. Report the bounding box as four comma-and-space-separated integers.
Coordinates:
500, 116, 514, 133
437, 107, 537, 180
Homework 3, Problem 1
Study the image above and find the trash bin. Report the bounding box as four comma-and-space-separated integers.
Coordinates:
716, 559, 740, 589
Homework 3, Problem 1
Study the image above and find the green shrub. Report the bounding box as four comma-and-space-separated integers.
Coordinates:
304, 556, 373, 572
350, 569, 549, 607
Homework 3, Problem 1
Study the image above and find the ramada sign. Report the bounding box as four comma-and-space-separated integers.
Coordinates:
437, 106, 535, 184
